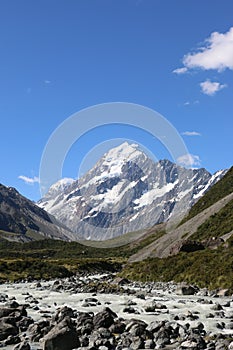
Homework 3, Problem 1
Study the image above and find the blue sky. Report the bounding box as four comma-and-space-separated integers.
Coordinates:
0, 0, 232, 201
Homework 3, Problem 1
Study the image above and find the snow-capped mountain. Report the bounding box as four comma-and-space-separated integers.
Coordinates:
38, 142, 227, 240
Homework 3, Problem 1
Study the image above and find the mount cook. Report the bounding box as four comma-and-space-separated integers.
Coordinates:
38, 142, 227, 240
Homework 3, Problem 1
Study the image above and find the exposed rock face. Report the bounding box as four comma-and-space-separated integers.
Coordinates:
0, 183, 77, 241
39, 142, 227, 240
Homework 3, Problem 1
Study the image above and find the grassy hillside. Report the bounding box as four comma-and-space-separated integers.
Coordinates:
0, 226, 166, 281
190, 198, 233, 241
180, 166, 233, 225
119, 170, 233, 292
120, 235, 233, 291
0, 226, 165, 260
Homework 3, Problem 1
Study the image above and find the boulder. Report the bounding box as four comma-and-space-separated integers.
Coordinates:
52, 306, 75, 323
211, 303, 223, 311
176, 284, 199, 295
179, 339, 198, 349
169, 240, 205, 255
93, 307, 116, 329
113, 277, 129, 286
4, 334, 21, 345
0, 319, 19, 341
217, 289, 230, 297
17, 316, 34, 332
130, 336, 144, 349
109, 320, 125, 334
28, 320, 51, 342
43, 324, 79, 350
122, 306, 138, 314
146, 320, 166, 333
144, 300, 167, 312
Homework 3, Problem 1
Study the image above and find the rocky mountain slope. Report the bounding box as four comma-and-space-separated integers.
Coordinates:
118, 166, 233, 290
0, 183, 77, 242
39, 142, 227, 240
128, 191, 233, 262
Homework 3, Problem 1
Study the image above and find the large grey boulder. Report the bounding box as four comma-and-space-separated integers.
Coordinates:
0, 318, 19, 341
43, 324, 79, 350
176, 284, 199, 295
93, 307, 117, 329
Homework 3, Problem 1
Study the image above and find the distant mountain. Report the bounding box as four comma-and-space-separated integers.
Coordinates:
38, 142, 227, 240
0, 183, 77, 242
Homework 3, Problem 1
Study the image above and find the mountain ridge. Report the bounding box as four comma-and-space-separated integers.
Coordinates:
39, 142, 227, 240
0, 183, 77, 242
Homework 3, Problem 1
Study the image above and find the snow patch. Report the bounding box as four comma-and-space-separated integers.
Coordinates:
90, 180, 138, 211
193, 170, 226, 199
134, 180, 179, 208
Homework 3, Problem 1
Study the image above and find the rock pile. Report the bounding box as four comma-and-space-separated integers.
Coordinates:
0, 275, 232, 350
0, 300, 232, 349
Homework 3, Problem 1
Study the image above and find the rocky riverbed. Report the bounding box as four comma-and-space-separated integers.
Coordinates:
0, 273, 232, 349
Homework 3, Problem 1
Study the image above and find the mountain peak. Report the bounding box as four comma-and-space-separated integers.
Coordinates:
103, 142, 142, 163
38, 143, 227, 241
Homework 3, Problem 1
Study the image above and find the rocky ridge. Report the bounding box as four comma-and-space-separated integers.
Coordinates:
0, 184, 77, 242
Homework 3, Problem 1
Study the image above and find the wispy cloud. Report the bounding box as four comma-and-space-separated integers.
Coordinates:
183, 100, 199, 106
200, 79, 227, 96
182, 131, 201, 136
44, 80, 51, 84
177, 154, 201, 167
18, 175, 39, 185
173, 67, 188, 74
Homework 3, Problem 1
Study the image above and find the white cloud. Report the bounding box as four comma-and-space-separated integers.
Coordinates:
18, 175, 39, 184
173, 67, 188, 74
183, 100, 199, 106
183, 27, 233, 72
182, 131, 201, 136
177, 154, 201, 167
173, 27, 233, 75
200, 79, 227, 96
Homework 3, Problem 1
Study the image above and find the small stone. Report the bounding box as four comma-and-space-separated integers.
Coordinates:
211, 303, 223, 311
180, 339, 198, 349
